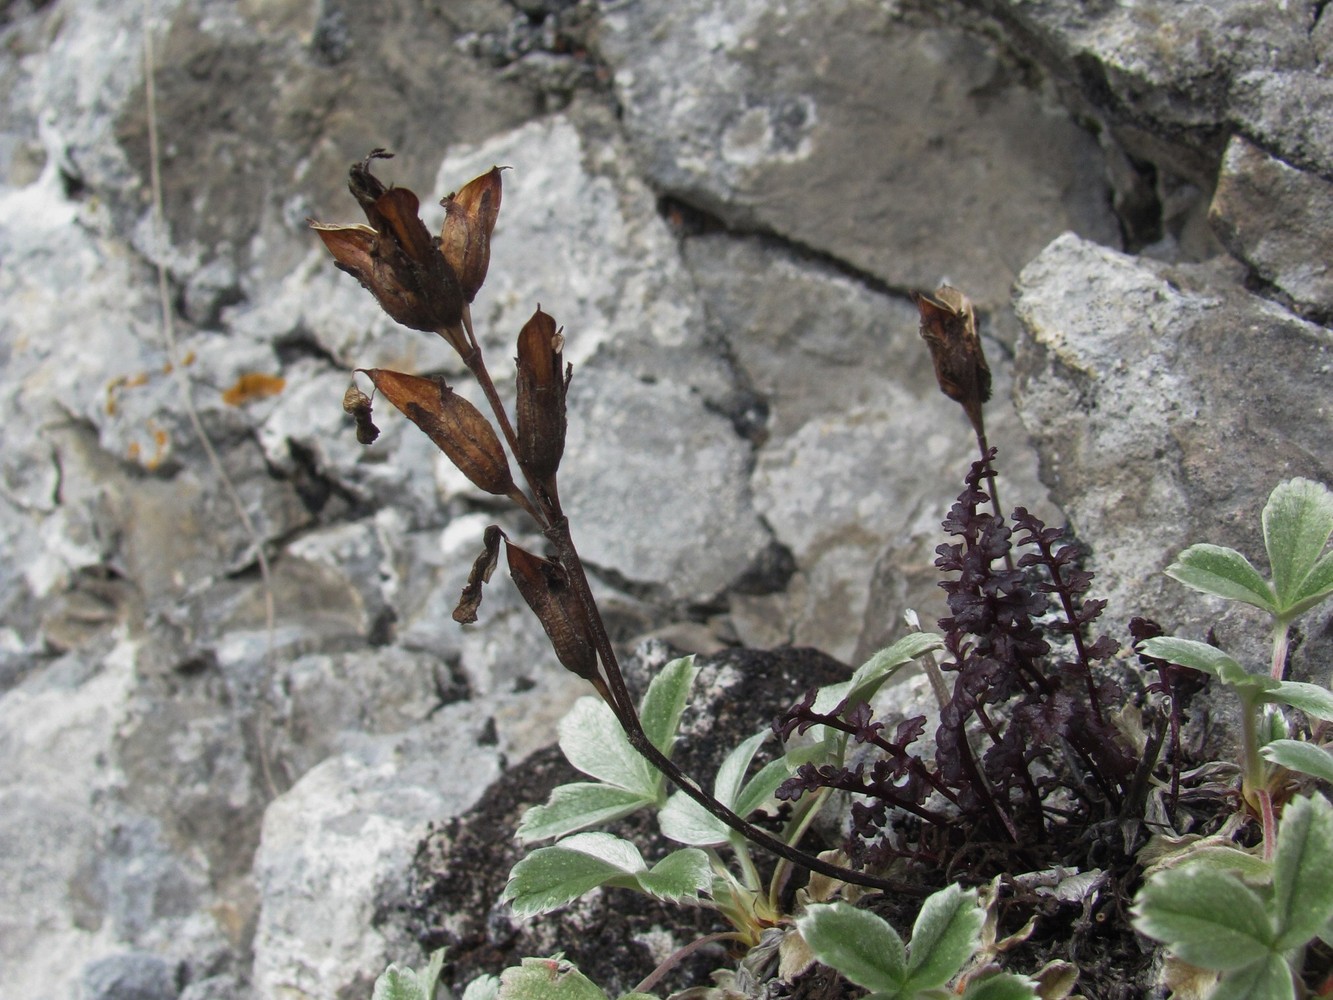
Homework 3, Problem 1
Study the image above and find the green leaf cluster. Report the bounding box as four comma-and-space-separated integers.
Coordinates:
1164, 478, 1333, 623
493, 957, 656, 1000
372, 950, 446, 1000
795, 886, 1036, 1000
1132, 795, 1333, 1000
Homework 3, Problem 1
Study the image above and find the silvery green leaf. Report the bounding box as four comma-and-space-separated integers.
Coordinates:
903, 884, 983, 992
497, 958, 610, 1000
796, 901, 907, 993
633, 847, 713, 904
373, 967, 431, 1000
373, 950, 445, 1000
810, 632, 942, 716
843, 632, 944, 709
1164, 543, 1276, 613
517, 783, 658, 843
960, 972, 1039, 1000
1261, 740, 1333, 784
1138, 637, 1277, 695
1208, 954, 1295, 1000
1271, 795, 1333, 948
1265, 680, 1333, 722
558, 698, 659, 800
1263, 478, 1333, 613
640, 656, 697, 755
501, 833, 648, 916
1131, 867, 1274, 971
657, 791, 728, 847
462, 975, 501, 1000
732, 756, 792, 820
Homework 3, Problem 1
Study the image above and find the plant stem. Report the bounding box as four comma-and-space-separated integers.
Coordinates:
1238, 692, 1269, 837
976, 431, 1014, 574
543, 516, 927, 895
1270, 619, 1290, 681
631, 931, 744, 996
463, 314, 927, 896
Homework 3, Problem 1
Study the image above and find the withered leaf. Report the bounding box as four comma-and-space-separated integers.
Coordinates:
913, 285, 991, 438
440, 166, 504, 303
360, 368, 515, 496
514, 307, 568, 491
453, 524, 504, 624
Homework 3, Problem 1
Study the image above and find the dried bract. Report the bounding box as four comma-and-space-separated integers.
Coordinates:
454, 524, 504, 624
360, 368, 515, 497
515, 307, 568, 493
342, 383, 380, 444
440, 166, 504, 302
311, 150, 468, 355
913, 285, 991, 439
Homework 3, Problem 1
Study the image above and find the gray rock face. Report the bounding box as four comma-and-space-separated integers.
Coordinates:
1211, 134, 1333, 320
1, 0, 1330, 996
599, 0, 1120, 306
1013, 233, 1333, 671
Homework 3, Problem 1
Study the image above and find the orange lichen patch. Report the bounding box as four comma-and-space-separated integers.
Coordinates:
105, 371, 152, 415
222, 372, 286, 406
126, 422, 171, 471
163, 351, 196, 375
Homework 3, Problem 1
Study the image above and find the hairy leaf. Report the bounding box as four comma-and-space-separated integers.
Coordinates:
1271, 795, 1333, 948
497, 958, 610, 1000
517, 783, 658, 843
660, 729, 773, 847
1208, 954, 1294, 1000
1261, 740, 1333, 784
1264, 680, 1333, 722
1164, 543, 1276, 614
1263, 478, 1333, 613
502, 833, 648, 915
558, 698, 660, 801
640, 656, 697, 757
1137, 637, 1277, 695
796, 901, 906, 993
903, 884, 983, 991
1132, 867, 1273, 971
373, 948, 446, 1000
961, 972, 1039, 1000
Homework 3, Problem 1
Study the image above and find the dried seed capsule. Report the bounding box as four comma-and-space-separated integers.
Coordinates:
505, 542, 599, 684
440, 166, 504, 302
913, 285, 991, 440
311, 150, 468, 355
361, 368, 515, 497
514, 307, 568, 491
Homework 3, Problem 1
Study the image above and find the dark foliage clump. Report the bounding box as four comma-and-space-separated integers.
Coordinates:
775, 450, 1166, 879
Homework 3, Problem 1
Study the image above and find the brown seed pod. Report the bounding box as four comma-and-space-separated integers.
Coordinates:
505, 542, 599, 684
514, 307, 568, 492
912, 285, 991, 440
360, 368, 514, 496
311, 150, 468, 355
440, 166, 504, 303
